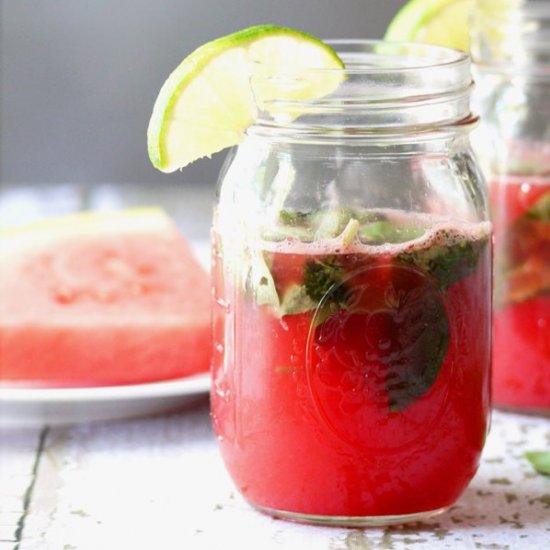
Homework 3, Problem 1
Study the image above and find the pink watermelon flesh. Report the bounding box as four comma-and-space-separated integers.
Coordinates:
0, 211, 211, 387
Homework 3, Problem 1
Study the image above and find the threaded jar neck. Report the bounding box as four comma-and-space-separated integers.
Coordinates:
249, 40, 475, 140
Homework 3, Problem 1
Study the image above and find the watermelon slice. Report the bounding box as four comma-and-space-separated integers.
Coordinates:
0, 208, 211, 387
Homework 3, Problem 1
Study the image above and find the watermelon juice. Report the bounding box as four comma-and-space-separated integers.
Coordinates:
211, 209, 491, 522
491, 176, 550, 412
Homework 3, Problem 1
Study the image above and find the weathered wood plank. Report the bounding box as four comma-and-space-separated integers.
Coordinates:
0, 428, 44, 550
14, 407, 550, 550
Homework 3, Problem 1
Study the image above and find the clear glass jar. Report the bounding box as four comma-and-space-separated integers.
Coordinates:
211, 41, 492, 526
472, 1, 550, 414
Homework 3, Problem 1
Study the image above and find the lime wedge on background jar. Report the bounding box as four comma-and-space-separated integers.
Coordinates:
147, 27, 492, 527
383, 0, 525, 51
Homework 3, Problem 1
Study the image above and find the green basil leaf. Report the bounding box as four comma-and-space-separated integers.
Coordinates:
360, 220, 425, 245
398, 236, 488, 288
312, 207, 355, 240
279, 209, 311, 226
303, 256, 347, 305
279, 284, 317, 316
526, 451, 550, 476
386, 286, 450, 412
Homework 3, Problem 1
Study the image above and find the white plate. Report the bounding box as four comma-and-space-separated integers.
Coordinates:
0, 374, 210, 428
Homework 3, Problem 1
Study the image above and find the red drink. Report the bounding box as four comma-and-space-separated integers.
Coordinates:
211, 210, 491, 522
491, 176, 550, 411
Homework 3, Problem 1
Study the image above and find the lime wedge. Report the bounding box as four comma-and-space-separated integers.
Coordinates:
384, 0, 525, 52
384, 0, 473, 51
147, 25, 344, 173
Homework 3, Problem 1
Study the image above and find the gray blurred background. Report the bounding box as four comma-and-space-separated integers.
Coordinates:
0, 0, 405, 187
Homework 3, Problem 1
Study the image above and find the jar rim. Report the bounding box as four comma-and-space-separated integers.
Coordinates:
249, 39, 470, 74
249, 39, 474, 139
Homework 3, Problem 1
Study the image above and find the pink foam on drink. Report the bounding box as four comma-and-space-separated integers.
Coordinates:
261, 211, 491, 257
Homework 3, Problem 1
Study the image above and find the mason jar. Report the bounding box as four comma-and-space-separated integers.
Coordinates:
211, 41, 492, 526
472, 1, 550, 414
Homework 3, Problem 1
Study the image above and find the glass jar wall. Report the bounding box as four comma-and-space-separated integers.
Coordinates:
211, 41, 492, 526
472, 1, 550, 414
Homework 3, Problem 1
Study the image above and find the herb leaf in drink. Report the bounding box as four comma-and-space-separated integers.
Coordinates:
398, 235, 488, 289
386, 286, 450, 412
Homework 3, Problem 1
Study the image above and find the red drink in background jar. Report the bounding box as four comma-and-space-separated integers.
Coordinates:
491, 174, 550, 412
471, 0, 550, 413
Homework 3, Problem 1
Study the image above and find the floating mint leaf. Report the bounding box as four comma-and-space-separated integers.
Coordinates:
261, 210, 315, 242
386, 285, 450, 412
398, 235, 488, 288
360, 220, 425, 245
279, 209, 311, 226
311, 269, 451, 412
278, 265, 348, 322
273, 207, 421, 244
303, 257, 347, 305
313, 207, 354, 240
526, 451, 550, 475
279, 284, 317, 316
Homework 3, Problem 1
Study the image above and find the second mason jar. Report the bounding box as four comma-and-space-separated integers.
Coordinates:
472, 1, 550, 414
211, 41, 492, 526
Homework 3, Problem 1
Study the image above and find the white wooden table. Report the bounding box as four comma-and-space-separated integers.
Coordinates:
1, 405, 549, 550
1, 182, 549, 549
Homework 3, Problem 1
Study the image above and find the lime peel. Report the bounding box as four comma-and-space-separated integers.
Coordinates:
384, 0, 473, 51
148, 25, 344, 173
384, 0, 526, 52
